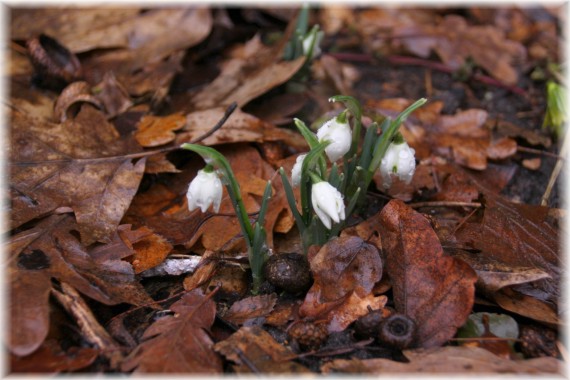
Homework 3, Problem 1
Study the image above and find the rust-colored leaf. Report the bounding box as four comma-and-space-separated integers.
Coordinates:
321, 346, 562, 374
487, 137, 518, 160
122, 289, 222, 373
118, 226, 173, 274
224, 294, 278, 325
135, 113, 186, 148
214, 326, 310, 374
379, 200, 477, 348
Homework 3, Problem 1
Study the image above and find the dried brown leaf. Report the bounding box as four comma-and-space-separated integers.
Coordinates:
9, 215, 152, 356
135, 113, 186, 147
122, 289, 222, 373
10, 105, 145, 244
224, 294, 278, 325
321, 346, 562, 374
214, 326, 310, 374
10, 340, 99, 373
379, 200, 477, 348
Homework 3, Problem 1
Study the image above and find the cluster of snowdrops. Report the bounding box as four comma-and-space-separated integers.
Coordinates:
182, 95, 425, 294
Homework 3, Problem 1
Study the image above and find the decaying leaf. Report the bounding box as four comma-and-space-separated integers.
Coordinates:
10, 105, 146, 245
10, 340, 99, 374
214, 326, 310, 373
299, 236, 384, 331
118, 226, 173, 274
321, 346, 561, 374
224, 294, 278, 325
187, 34, 306, 111
379, 200, 477, 348
122, 289, 222, 373
9, 215, 152, 356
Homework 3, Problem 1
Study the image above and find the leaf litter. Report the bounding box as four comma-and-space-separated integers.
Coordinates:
7, 5, 564, 376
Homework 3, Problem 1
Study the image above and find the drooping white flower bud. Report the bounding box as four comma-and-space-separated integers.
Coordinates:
187, 168, 223, 213
302, 29, 323, 59
379, 141, 416, 188
311, 181, 346, 229
291, 153, 307, 187
316, 113, 351, 162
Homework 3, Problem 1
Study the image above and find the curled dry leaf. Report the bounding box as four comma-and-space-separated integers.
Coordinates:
122, 289, 222, 374
54, 81, 103, 122
223, 294, 278, 325
214, 326, 310, 374
299, 236, 384, 331
379, 200, 477, 348
321, 346, 562, 374
10, 105, 146, 245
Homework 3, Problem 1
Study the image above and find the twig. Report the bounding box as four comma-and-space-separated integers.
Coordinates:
234, 347, 262, 374
517, 146, 566, 161
541, 131, 569, 206
51, 282, 124, 369
10, 102, 238, 166
386, 55, 527, 96
409, 201, 482, 208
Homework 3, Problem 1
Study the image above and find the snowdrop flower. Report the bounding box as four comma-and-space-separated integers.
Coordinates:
302, 29, 323, 59
291, 153, 307, 187
379, 141, 416, 188
311, 181, 345, 229
317, 113, 351, 162
187, 167, 223, 213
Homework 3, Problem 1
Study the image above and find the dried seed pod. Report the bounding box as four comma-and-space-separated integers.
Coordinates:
378, 313, 416, 349
353, 309, 384, 339
288, 321, 328, 349
264, 253, 312, 294
26, 34, 82, 90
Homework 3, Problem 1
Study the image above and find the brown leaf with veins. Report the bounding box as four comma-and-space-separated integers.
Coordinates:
379, 200, 477, 348
118, 226, 173, 274
321, 346, 561, 374
224, 294, 278, 325
9, 215, 152, 356
122, 289, 222, 373
10, 105, 145, 244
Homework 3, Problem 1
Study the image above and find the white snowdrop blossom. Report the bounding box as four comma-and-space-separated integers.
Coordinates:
302, 30, 323, 59
311, 181, 346, 229
316, 116, 352, 162
187, 169, 223, 213
379, 141, 416, 188
291, 154, 307, 187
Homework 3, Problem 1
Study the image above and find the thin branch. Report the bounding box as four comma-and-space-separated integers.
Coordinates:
517, 145, 566, 161
541, 131, 569, 206
10, 102, 238, 166
409, 201, 482, 208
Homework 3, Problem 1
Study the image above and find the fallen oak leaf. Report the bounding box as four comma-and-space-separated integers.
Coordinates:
135, 113, 186, 148
379, 200, 477, 348
121, 289, 222, 374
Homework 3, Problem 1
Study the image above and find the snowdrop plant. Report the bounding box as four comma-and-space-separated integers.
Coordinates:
280, 95, 426, 252
181, 143, 272, 295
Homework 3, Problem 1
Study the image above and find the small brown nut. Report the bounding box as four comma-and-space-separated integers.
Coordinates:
264, 253, 312, 294
288, 321, 328, 349
378, 313, 416, 349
